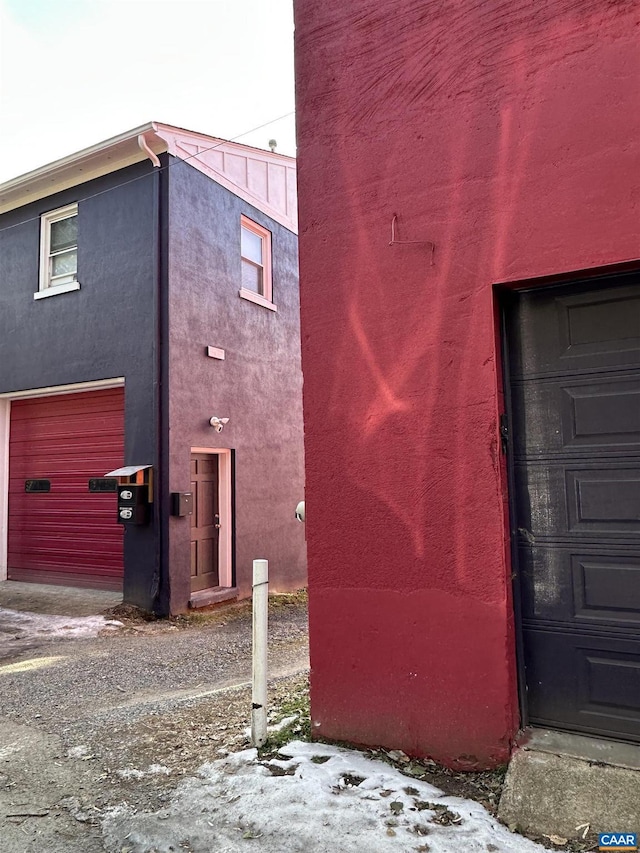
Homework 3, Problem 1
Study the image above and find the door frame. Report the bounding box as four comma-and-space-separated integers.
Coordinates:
191, 447, 233, 588
498, 287, 530, 729
0, 377, 125, 583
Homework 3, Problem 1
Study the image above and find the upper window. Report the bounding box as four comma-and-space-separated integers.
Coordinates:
239, 215, 275, 310
38, 203, 80, 298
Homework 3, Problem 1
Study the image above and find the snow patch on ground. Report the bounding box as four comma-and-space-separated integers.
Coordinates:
0, 744, 24, 760
0, 608, 122, 640
117, 764, 172, 780
243, 713, 300, 740
67, 745, 91, 759
102, 740, 545, 853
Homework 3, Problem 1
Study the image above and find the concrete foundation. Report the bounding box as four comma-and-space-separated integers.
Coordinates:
0, 580, 122, 617
498, 730, 640, 839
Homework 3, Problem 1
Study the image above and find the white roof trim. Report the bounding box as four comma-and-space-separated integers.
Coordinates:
0, 124, 164, 215
0, 122, 298, 232
0, 377, 125, 400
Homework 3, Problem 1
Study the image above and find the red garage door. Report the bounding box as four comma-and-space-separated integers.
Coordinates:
7, 388, 125, 589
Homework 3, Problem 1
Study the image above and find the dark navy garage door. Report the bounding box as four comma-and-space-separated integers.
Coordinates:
505, 275, 640, 742
8, 388, 125, 589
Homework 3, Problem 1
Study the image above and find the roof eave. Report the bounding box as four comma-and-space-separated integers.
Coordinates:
0, 123, 166, 215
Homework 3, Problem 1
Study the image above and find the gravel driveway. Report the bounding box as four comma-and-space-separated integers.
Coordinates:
0, 596, 309, 852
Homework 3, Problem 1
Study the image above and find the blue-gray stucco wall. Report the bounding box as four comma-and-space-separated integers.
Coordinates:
166, 157, 306, 612
0, 161, 162, 610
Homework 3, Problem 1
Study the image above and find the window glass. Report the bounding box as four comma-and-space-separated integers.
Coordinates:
239, 216, 273, 306
38, 203, 80, 295
50, 215, 77, 253
241, 259, 263, 294
51, 250, 77, 278
241, 227, 263, 265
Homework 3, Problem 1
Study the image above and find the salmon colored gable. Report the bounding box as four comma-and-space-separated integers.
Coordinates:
152, 123, 297, 233
0, 122, 297, 234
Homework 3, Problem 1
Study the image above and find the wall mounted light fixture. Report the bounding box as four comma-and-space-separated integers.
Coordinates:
209, 416, 229, 433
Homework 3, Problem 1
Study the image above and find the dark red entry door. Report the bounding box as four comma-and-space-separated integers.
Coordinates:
8, 388, 125, 589
190, 453, 220, 592
505, 276, 640, 742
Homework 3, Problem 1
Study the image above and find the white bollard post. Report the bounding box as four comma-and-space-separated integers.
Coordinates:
251, 558, 269, 747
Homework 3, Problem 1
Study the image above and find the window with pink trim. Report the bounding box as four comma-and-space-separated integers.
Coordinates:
240, 216, 273, 308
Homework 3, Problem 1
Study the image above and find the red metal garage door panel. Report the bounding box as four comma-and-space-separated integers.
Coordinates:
8, 388, 125, 588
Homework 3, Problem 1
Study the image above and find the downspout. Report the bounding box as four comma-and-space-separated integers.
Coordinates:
137, 128, 170, 614
138, 133, 162, 169
152, 153, 171, 615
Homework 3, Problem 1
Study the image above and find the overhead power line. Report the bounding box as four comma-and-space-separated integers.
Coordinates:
0, 111, 295, 234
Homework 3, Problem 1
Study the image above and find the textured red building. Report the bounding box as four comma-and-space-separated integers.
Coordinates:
294, 0, 640, 767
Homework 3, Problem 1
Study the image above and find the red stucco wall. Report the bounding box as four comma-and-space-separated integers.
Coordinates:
294, 0, 640, 766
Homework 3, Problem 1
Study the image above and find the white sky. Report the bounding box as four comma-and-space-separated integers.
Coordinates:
0, 0, 297, 183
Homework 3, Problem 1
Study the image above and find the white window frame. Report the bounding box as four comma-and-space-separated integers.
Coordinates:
239, 215, 276, 311
36, 203, 81, 299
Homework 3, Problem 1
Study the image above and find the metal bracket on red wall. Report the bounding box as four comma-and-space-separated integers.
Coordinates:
499, 414, 509, 455
389, 214, 435, 265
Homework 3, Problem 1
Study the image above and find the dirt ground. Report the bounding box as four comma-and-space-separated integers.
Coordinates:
0, 596, 310, 853
0, 592, 598, 853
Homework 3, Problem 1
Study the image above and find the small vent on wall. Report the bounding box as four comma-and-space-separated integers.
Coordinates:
206, 346, 225, 360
